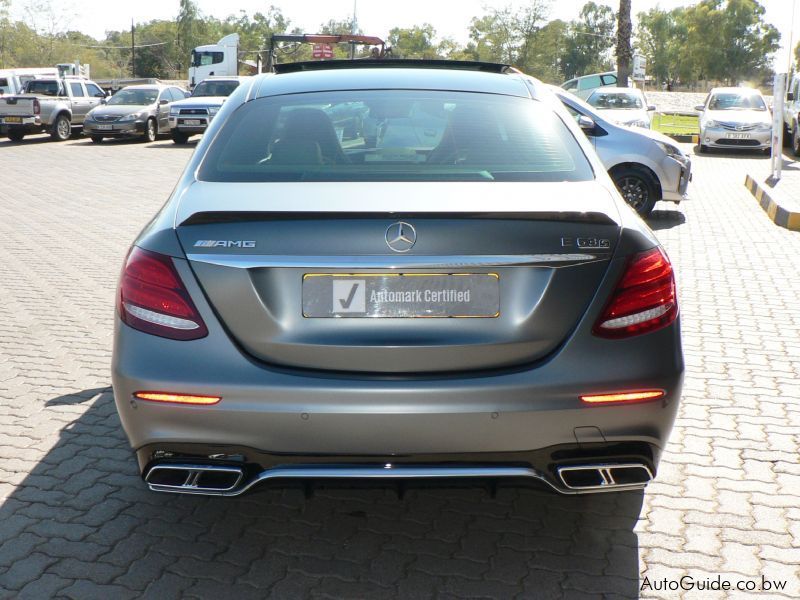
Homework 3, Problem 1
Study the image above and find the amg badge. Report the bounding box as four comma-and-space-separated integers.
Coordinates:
194, 240, 256, 248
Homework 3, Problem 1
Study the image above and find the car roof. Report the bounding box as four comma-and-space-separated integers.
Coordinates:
253, 61, 532, 99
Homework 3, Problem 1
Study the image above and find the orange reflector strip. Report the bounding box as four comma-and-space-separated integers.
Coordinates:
580, 390, 664, 404
134, 392, 221, 405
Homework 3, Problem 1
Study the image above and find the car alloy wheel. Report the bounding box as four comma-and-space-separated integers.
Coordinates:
145, 119, 157, 143
53, 115, 71, 141
612, 167, 657, 216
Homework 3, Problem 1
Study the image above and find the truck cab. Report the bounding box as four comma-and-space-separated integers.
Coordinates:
189, 34, 239, 89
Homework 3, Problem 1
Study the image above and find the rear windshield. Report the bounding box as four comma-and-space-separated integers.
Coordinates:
198, 90, 593, 183
24, 80, 60, 96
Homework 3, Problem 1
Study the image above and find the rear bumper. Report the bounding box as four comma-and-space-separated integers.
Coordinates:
113, 321, 683, 484
112, 256, 684, 492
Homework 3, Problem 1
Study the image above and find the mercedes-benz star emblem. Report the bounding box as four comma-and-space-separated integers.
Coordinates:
385, 222, 417, 253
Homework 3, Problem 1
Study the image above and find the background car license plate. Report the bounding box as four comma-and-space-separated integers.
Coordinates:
303, 274, 500, 318
183, 119, 201, 126
4, 116, 22, 123
725, 132, 751, 139
96, 124, 113, 130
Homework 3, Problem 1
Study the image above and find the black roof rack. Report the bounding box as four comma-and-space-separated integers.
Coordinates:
273, 59, 512, 75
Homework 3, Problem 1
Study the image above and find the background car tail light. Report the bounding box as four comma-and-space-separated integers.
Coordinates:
118, 247, 208, 340
593, 247, 677, 338
33, 99, 40, 115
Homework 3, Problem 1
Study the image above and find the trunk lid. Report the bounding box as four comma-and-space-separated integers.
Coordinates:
176, 182, 621, 373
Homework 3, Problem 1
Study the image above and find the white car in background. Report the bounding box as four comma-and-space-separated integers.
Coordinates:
695, 87, 771, 153
585, 87, 655, 129
552, 87, 691, 217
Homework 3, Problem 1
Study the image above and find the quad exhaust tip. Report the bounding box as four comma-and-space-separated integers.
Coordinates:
144, 462, 653, 496
146, 464, 244, 494
557, 463, 653, 491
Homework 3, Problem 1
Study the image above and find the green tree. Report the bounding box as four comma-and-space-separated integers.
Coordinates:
636, 7, 689, 85
176, 0, 204, 75
388, 24, 439, 59
0, 0, 11, 67
562, 2, 615, 79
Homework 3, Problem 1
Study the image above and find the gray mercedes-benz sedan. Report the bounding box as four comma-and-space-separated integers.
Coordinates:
112, 60, 683, 497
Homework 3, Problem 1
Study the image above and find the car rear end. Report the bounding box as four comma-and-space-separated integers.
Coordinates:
112, 65, 683, 496
0, 95, 42, 135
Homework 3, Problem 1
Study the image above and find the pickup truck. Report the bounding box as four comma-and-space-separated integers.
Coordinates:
0, 76, 107, 141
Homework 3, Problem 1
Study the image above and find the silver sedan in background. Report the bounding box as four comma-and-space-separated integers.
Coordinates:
84, 84, 187, 143
695, 87, 771, 153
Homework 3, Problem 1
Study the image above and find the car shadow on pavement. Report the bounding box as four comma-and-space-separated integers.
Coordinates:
0, 388, 645, 598
646, 209, 686, 231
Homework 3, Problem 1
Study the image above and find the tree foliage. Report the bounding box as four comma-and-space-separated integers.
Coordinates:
0, 0, 782, 86
637, 0, 779, 85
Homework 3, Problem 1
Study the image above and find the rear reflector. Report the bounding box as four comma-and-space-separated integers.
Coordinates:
581, 390, 664, 404
593, 246, 677, 338
134, 392, 221, 405
118, 247, 208, 340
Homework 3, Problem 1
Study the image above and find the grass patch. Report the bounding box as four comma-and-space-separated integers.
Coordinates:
651, 112, 699, 136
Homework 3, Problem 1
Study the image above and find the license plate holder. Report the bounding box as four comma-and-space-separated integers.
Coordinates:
302, 273, 500, 318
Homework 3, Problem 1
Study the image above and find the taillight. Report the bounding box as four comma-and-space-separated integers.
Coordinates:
593, 247, 677, 338
580, 390, 665, 404
134, 392, 220, 405
33, 99, 40, 115
118, 247, 208, 340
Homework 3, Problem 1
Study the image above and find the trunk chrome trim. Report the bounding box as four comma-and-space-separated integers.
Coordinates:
185, 253, 602, 270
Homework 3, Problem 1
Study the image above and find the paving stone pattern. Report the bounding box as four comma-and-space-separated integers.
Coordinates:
0, 135, 798, 598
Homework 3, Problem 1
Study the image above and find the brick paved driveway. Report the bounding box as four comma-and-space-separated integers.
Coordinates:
0, 134, 798, 599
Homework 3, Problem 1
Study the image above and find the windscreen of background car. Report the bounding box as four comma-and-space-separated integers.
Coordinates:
198, 90, 594, 182
587, 91, 643, 110
192, 81, 240, 97
709, 93, 767, 111
107, 89, 158, 105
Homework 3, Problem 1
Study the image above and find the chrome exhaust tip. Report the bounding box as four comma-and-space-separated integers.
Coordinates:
557, 463, 653, 491
145, 464, 245, 494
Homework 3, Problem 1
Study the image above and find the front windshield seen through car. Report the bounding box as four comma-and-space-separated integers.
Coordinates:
199, 89, 593, 183
108, 89, 158, 106
192, 81, 240, 97
587, 91, 643, 110
709, 93, 766, 111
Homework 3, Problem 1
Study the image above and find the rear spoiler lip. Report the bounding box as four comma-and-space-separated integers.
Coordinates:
179, 211, 620, 227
